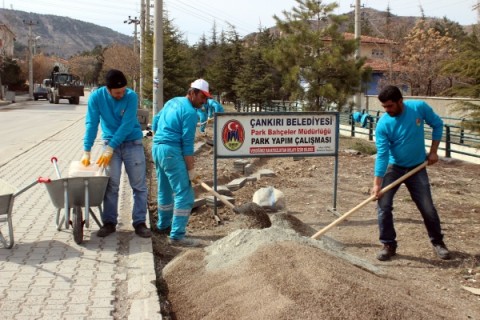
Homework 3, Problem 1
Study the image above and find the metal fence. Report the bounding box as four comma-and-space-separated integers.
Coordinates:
343, 110, 480, 162
233, 100, 480, 163
234, 100, 302, 113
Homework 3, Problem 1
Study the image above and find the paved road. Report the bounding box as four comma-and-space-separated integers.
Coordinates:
0, 96, 161, 319
0, 95, 87, 166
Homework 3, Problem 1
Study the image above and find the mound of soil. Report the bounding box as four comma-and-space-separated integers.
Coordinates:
145, 127, 480, 320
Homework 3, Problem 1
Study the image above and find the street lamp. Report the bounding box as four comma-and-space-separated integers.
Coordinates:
124, 16, 141, 93
33, 36, 41, 55
124, 16, 140, 54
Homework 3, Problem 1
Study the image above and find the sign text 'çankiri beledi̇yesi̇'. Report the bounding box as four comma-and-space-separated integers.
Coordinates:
215, 113, 338, 157
249, 116, 333, 146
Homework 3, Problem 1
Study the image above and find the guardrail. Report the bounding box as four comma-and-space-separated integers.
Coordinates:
234, 100, 302, 113
343, 110, 480, 162
233, 100, 480, 163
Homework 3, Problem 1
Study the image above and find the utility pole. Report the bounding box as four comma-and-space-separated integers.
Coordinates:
475, 1, 480, 23
152, 0, 163, 116
146, 0, 151, 34
124, 16, 140, 93
139, 0, 145, 107
353, 0, 362, 111
23, 19, 38, 100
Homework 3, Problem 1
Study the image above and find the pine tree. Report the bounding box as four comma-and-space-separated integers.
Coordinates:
234, 28, 279, 104
441, 29, 480, 133
270, 0, 366, 111
206, 26, 243, 101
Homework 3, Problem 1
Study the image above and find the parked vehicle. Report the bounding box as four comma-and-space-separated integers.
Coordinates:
33, 86, 49, 101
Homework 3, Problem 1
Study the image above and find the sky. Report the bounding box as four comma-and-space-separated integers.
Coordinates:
6, 0, 480, 44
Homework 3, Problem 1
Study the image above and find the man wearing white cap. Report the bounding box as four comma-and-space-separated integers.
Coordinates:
151, 79, 212, 247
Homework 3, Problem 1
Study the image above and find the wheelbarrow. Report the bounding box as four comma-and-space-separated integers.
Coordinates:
0, 177, 49, 249
43, 157, 109, 244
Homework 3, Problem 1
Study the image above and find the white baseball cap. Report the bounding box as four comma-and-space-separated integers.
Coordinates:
190, 79, 212, 98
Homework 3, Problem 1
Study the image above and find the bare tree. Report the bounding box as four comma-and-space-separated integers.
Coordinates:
68, 55, 97, 85
395, 20, 456, 96
33, 54, 56, 84
102, 44, 140, 88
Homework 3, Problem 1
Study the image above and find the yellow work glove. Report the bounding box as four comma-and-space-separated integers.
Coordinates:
188, 169, 199, 182
207, 117, 214, 124
96, 146, 114, 168
81, 151, 91, 166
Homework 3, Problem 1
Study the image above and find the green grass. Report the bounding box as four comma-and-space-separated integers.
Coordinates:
340, 136, 377, 155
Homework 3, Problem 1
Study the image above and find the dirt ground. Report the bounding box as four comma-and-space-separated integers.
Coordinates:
145, 125, 480, 320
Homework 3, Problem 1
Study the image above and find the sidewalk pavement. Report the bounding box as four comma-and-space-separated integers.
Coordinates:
0, 116, 161, 319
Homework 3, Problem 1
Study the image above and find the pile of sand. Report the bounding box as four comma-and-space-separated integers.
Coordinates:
162, 214, 456, 319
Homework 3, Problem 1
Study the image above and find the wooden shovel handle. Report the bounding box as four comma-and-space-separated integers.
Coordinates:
194, 178, 236, 210
311, 161, 428, 239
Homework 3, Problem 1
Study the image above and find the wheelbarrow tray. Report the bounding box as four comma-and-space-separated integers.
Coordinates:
0, 180, 17, 249
0, 181, 16, 215
44, 176, 109, 208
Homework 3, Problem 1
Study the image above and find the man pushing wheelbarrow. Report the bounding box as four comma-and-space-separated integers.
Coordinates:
80, 69, 151, 238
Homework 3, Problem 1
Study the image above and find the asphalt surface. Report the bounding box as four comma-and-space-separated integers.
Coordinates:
0, 98, 161, 319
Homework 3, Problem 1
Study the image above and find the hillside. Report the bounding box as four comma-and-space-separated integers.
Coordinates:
0, 8, 132, 58
248, 7, 471, 43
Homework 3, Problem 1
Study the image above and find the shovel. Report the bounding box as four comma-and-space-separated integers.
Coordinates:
311, 161, 428, 240
194, 178, 236, 212
194, 178, 270, 226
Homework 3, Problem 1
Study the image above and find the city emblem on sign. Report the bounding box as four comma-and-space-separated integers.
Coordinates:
221, 119, 245, 151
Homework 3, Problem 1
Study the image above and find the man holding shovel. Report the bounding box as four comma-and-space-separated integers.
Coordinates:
373, 85, 450, 261
151, 79, 211, 247
197, 98, 224, 135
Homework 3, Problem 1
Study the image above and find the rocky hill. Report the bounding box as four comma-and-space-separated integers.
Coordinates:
0, 8, 132, 58
247, 8, 471, 43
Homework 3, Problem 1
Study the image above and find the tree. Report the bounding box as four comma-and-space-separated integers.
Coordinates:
441, 29, 480, 133
141, 11, 193, 105
271, 0, 367, 110
0, 57, 24, 88
206, 25, 244, 101
394, 19, 456, 96
103, 44, 140, 90
162, 14, 193, 101
68, 55, 98, 85
234, 28, 279, 104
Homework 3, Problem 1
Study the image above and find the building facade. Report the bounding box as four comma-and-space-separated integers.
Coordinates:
0, 24, 16, 57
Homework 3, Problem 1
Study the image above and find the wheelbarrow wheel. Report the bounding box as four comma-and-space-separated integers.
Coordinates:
72, 206, 84, 244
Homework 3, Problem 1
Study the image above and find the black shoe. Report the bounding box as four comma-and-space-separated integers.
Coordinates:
97, 223, 116, 237
433, 244, 451, 260
134, 223, 152, 238
376, 244, 396, 261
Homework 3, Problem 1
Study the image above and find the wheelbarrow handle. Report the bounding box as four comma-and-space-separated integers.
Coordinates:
50, 156, 62, 178
37, 177, 51, 183
13, 177, 51, 197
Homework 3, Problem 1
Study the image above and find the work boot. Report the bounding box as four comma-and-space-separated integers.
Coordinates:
134, 223, 152, 238
376, 244, 396, 261
155, 226, 171, 235
97, 223, 116, 237
168, 237, 201, 247
433, 243, 451, 260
